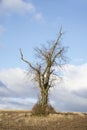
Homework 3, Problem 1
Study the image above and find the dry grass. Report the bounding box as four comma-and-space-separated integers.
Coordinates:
0, 110, 87, 130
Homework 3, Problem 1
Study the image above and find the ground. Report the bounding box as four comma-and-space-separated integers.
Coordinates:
0, 110, 87, 130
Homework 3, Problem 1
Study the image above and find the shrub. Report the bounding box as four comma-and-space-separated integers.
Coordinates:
32, 102, 56, 116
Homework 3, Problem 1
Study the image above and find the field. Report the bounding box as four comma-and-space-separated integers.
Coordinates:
0, 110, 87, 130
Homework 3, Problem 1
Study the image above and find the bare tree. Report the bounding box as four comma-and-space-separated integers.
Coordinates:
20, 28, 67, 115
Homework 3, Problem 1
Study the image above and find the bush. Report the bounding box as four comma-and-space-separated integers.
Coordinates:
32, 102, 56, 116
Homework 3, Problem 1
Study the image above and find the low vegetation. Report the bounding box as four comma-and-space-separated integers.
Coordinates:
32, 102, 56, 116
0, 110, 87, 130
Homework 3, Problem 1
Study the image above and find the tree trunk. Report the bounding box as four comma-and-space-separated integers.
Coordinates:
41, 88, 48, 114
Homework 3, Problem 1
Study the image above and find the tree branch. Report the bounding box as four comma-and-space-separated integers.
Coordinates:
52, 47, 64, 64
50, 27, 62, 57
20, 48, 38, 72
35, 48, 48, 60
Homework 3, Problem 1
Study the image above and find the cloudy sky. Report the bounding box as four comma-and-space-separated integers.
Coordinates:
0, 0, 87, 112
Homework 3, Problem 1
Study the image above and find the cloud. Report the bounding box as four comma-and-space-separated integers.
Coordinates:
0, 0, 44, 22
0, 0, 35, 13
0, 68, 39, 109
0, 64, 87, 112
0, 68, 39, 98
73, 89, 87, 98
0, 97, 36, 109
34, 12, 44, 22
50, 64, 87, 112
62, 64, 87, 91
0, 80, 6, 88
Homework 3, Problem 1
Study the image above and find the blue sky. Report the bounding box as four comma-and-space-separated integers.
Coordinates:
0, 0, 87, 112
0, 0, 87, 69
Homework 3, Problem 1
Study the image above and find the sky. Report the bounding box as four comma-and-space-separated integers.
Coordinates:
0, 0, 87, 112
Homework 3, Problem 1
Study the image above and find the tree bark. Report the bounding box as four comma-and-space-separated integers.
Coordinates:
41, 87, 48, 113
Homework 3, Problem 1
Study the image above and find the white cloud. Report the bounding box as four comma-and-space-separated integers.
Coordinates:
0, 68, 39, 97
0, 0, 44, 22
62, 64, 87, 91
0, 0, 35, 13
34, 12, 44, 22
0, 97, 36, 109
0, 68, 39, 109
50, 64, 87, 112
0, 64, 87, 112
